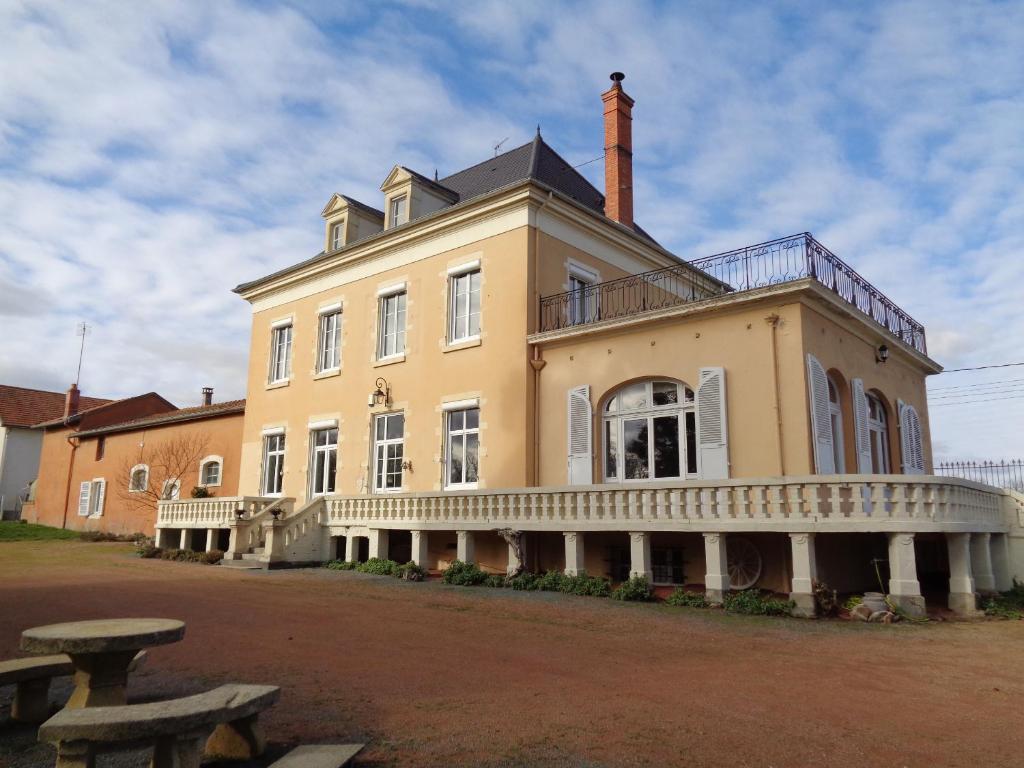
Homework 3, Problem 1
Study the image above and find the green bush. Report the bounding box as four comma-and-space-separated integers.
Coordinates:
984, 580, 1024, 619
560, 572, 612, 597
610, 576, 652, 601
665, 588, 709, 608
357, 557, 400, 576
442, 559, 489, 586
203, 549, 224, 565
190, 486, 213, 499
484, 574, 507, 588
136, 543, 161, 559
325, 559, 358, 570
723, 589, 793, 616
507, 572, 539, 590
843, 595, 863, 610
397, 561, 427, 581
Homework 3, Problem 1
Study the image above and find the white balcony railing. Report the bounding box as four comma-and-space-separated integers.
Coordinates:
156, 496, 273, 528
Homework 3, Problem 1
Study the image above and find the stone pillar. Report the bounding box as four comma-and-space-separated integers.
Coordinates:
703, 533, 730, 604
179, 529, 189, 550
990, 533, 1013, 592
368, 529, 389, 560
226, 522, 245, 560
563, 532, 585, 576
629, 532, 652, 581
411, 530, 429, 568
154, 528, 172, 548
946, 532, 978, 615
457, 530, 476, 563
789, 533, 818, 618
344, 533, 357, 563
263, 521, 284, 562
887, 533, 926, 618
205, 529, 218, 553
970, 533, 996, 594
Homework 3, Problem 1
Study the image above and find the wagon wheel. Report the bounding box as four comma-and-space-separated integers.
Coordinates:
727, 537, 762, 590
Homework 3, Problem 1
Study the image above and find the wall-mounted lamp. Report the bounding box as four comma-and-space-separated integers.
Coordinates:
875, 344, 889, 364
369, 377, 390, 408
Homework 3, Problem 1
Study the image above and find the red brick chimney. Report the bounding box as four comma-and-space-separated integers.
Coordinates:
63, 383, 80, 421
602, 72, 634, 229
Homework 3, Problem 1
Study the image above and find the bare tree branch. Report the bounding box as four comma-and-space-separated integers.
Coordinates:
116, 432, 211, 513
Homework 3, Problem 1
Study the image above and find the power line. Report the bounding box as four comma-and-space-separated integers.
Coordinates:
930, 376, 1024, 392
940, 362, 1024, 373
930, 394, 1024, 407
930, 385, 1024, 400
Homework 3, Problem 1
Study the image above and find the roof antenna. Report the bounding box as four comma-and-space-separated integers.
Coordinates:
434, 168, 438, 181
493, 137, 509, 156
536, 124, 541, 137
74, 321, 90, 386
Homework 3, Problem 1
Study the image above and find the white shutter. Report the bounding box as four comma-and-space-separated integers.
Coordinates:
851, 378, 872, 473
697, 367, 729, 479
92, 480, 106, 516
567, 385, 593, 484
806, 354, 835, 474
77, 481, 91, 517
898, 400, 925, 475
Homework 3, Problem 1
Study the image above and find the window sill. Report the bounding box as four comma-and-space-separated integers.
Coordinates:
373, 354, 406, 368
266, 378, 290, 390
444, 483, 479, 491
443, 337, 482, 354
313, 368, 342, 380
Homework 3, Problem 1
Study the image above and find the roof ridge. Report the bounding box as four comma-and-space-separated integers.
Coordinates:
527, 132, 541, 178
438, 138, 535, 184
0, 383, 113, 401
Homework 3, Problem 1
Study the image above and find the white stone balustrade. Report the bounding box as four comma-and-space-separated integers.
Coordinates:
156, 496, 273, 529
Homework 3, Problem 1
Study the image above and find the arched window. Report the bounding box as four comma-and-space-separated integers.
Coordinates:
199, 456, 223, 487
161, 478, 181, 501
129, 464, 149, 492
603, 380, 696, 481
866, 393, 891, 473
827, 375, 846, 473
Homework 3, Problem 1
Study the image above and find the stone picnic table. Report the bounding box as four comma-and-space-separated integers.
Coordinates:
20, 618, 185, 709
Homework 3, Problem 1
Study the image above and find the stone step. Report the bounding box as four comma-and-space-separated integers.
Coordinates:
269, 745, 365, 768
240, 553, 267, 562
219, 559, 266, 570
251, 547, 266, 555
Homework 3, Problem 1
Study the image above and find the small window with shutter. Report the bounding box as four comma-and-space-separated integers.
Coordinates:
696, 367, 729, 479
806, 354, 835, 474
567, 385, 593, 484
898, 399, 925, 474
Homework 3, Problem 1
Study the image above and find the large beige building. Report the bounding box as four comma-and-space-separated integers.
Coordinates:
156, 74, 1024, 618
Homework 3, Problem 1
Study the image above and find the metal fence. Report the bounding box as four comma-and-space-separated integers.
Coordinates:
936, 460, 1024, 492
538, 233, 928, 354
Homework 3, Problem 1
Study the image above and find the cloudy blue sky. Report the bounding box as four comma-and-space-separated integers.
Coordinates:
1, 0, 1022, 460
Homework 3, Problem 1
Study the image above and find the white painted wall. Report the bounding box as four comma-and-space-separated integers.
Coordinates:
0, 425, 43, 518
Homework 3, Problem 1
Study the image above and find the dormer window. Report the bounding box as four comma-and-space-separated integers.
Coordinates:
388, 195, 407, 229
330, 221, 344, 251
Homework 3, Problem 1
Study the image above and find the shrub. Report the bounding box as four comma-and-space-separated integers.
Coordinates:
610, 576, 652, 602
984, 580, 1024, 620
843, 595, 863, 611
136, 544, 161, 559
356, 557, 400, 576
397, 561, 427, 581
190, 486, 213, 499
536, 570, 569, 592
508, 572, 540, 591
665, 588, 709, 608
80, 531, 132, 542
484, 574, 507, 588
325, 559, 358, 571
203, 549, 224, 565
560, 572, 612, 597
442, 559, 489, 586
723, 589, 793, 616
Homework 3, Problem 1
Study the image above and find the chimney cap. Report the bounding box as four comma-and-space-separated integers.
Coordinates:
609, 72, 625, 83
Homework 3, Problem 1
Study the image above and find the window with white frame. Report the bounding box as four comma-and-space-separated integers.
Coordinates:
448, 268, 481, 343
88, 479, 105, 516
603, 380, 696, 481
269, 323, 293, 383
200, 458, 222, 487
827, 375, 846, 473
377, 290, 406, 359
866, 393, 891, 473
567, 264, 599, 325
330, 221, 344, 250
161, 478, 181, 501
388, 195, 407, 228
262, 433, 286, 495
446, 407, 479, 487
317, 309, 342, 372
129, 464, 149, 492
309, 427, 338, 496
372, 413, 404, 492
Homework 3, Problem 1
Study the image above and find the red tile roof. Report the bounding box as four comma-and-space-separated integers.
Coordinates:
75, 399, 246, 437
0, 385, 113, 429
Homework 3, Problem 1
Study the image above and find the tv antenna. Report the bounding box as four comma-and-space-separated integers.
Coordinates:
75, 321, 90, 385
493, 137, 509, 156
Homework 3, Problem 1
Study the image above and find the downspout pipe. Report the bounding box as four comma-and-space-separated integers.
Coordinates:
530, 191, 554, 486
60, 429, 79, 529
766, 314, 786, 476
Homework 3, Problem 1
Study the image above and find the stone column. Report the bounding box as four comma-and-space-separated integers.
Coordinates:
263, 521, 284, 562
887, 533, 926, 618
368, 529, 389, 560
789, 533, 818, 618
457, 530, 475, 563
411, 530, 429, 568
154, 528, 172, 548
344, 533, 357, 563
990, 533, 1013, 592
629, 532, 652, 581
970, 533, 996, 594
205, 529, 218, 553
563, 532, 585, 576
703, 533, 730, 604
179, 529, 189, 550
226, 522, 246, 560
946, 532, 978, 615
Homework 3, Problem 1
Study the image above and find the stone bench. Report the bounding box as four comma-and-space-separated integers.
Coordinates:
270, 744, 365, 768
0, 650, 147, 724
38, 683, 280, 768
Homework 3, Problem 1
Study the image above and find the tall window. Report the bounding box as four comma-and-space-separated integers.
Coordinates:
310, 428, 338, 496
568, 274, 593, 325
129, 465, 149, 492
373, 413, 404, 492
446, 408, 479, 487
269, 323, 292, 383
200, 460, 221, 486
603, 380, 696, 481
161, 479, 181, 501
827, 375, 846, 473
96, 436, 105, 461
262, 433, 286, 495
88, 479, 105, 516
388, 195, 407, 228
317, 310, 342, 372
330, 221, 344, 250
377, 291, 406, 359
449, 269, 481, 342
867, 393, 891, 473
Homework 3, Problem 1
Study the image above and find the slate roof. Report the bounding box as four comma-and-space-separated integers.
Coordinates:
74, 399, 246, 438
0, 385, 113, 429
338, 195, 384, 219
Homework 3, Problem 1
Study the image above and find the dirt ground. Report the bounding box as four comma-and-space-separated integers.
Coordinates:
1, 541, 1022, 767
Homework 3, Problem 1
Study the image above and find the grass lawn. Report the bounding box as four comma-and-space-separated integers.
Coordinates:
0, 521, 79, 541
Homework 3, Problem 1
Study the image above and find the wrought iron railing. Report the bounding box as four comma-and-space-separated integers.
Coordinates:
537, 233, 928, 354
936, 460, 1024, 492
